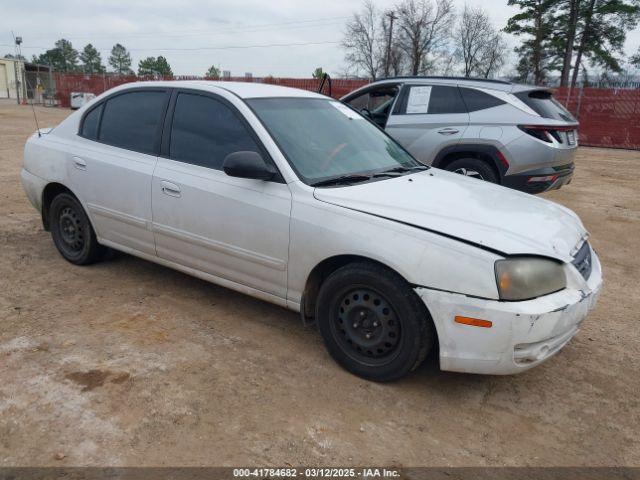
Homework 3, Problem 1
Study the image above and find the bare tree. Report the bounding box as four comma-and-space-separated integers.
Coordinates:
457, 5, 493, 77
455, 5, 507, 78
395, 0, 455, 75
342, 1, 384, 80
479, 33, 507, 78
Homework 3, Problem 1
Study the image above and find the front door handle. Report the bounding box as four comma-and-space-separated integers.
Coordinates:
72, 156, 87, 170
160, 180, 181, 198
437, 128, 460, 135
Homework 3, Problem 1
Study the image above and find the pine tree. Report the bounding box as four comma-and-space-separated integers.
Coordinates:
137, 57, 157, 76
569, 0, 640, 87
505, 0, 559, 84
154, 56, 173, 77
108, 44, 134, 75
80, 44, 105, 74
138, 56, 173, 77
206, 65, 220, 78
34, 39, 79, 72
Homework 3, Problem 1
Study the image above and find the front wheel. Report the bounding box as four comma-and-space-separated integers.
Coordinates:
445, 158, 498, 183
316, 262, 435, 382
49, 193, 104, 265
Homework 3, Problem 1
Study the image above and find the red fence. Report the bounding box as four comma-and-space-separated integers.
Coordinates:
53, 73, 367, 107
53, 75, 639, 150
555, 87, 640, 150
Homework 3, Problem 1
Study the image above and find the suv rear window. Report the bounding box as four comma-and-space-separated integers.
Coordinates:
515, 90, 576, 122
99, 90, 167, 154
460, 88, 505, 112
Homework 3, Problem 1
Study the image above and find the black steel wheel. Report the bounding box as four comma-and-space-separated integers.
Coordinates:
316, 262, 435, 382
49, 193, 104, 265
331, 287, 401, 366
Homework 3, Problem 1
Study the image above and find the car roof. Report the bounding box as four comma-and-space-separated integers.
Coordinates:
360, 76, 546, 94
108, 80, 326, 99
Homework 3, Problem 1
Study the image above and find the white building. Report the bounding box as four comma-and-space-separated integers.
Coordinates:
0, 57, 27, 101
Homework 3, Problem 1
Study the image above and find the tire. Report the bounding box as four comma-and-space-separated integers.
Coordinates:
316, 262, 435, 382
445, 158, 498, 183
49, 193, 104, 265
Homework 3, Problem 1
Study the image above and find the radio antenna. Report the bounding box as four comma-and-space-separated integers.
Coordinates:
24, 76, 42, 138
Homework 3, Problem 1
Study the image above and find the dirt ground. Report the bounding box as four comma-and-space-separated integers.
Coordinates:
0, 101, 638, 467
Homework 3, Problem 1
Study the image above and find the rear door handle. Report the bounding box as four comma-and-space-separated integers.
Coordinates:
437, 128, 459, 135
160, 180, 181, 198
72, 156, 87, 170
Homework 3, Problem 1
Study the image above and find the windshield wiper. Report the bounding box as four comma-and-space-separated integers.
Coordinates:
311, 173, 372, 187
371, 165, 429, 178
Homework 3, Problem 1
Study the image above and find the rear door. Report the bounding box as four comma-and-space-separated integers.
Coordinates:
385, 84, 469, 164
70, 88, 170, 255
151, 90, 291, 300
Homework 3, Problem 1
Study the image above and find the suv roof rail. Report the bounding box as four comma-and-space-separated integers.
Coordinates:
380, 76, 512, 85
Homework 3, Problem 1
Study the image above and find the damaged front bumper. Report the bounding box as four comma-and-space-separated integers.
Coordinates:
416, 247, 603, 375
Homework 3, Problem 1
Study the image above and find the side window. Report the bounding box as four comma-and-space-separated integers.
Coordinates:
99, 90, 167, 154
347, 92, 370, 112
80, 104, 102, 140
400, 85, 466, 114
460, 88, 506, 112
169, 93, 261, 171
348, 88, 397, 111
427, 86, 467, 114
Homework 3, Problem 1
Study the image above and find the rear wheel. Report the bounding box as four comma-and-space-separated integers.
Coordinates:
316, 262, 435, 382
49, 193, 104, 265
445, 158, 498, 183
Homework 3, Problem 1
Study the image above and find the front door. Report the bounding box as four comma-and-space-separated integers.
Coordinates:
151, 90, 291, 299
343, 84, 400, 129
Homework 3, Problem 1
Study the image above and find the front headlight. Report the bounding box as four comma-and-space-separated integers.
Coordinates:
495, 257, 566, 301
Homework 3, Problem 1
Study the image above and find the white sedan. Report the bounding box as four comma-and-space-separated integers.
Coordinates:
21, 81, 602, 381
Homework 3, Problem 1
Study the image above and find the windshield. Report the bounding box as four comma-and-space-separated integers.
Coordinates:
246, 98, 422, 185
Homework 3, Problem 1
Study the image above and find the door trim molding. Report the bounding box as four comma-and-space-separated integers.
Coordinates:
87, 203, 150, 229
151, 222, 287, 271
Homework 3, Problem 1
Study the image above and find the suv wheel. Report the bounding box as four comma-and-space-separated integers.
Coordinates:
49, 193, 104, 265
316, 262, 435, 382
445, 158, 498, 183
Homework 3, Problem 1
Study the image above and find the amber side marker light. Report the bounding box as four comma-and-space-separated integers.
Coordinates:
455, 316, 493, 328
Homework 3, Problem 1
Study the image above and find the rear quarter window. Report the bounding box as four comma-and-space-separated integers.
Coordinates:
80, 104, 102, 140
460, 88, 506, 112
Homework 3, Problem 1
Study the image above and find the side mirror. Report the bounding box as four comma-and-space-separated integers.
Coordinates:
223, 151, 276, 181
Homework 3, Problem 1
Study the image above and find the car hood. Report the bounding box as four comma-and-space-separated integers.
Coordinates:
313, 169, 586, 262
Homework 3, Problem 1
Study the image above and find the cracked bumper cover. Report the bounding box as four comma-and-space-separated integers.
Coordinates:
415, 248, 603, 375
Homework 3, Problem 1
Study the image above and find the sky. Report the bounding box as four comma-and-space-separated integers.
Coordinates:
2, 0, 640, 77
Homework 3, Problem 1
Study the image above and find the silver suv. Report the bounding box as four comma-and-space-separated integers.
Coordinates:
341, 77, 579, 194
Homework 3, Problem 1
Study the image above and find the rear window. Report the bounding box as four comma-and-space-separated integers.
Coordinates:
460, 88, 506, 112
99, 90, 167, 154
515, 90, 576, 122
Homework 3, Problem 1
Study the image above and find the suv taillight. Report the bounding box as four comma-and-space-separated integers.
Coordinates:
518, 125, 578, 144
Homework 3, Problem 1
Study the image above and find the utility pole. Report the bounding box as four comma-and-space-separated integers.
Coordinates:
12, 32, 22, 104
385, 11, 398, 78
